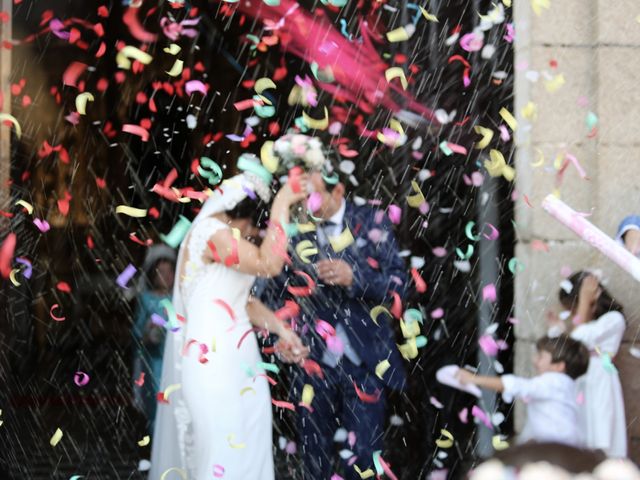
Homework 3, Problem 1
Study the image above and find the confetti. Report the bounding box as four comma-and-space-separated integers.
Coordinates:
116, 264, 137, 289
384, 67, 408, 90
50, 428, 63, 447
115, 205, 148, 217
116, 45, 153, 69
435, 429, 454, 448
75, 92, 94, 115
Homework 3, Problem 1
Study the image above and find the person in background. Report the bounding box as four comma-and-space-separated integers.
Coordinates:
132, 244, 176, 434
469, 442, 640, 480
548, 271, 627, 458
616, 215, 640, 256
456, 335, 589, 448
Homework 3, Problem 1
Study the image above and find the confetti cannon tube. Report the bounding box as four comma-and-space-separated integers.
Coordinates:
542, 194, 640, 282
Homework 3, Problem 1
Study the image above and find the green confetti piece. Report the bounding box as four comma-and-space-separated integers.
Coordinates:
415, 335, 428, 348
465, 221, 481, 241
439, 141, 453, 156
455, 244, 474, 260
508, 257, 525, 274
257, 361, 280, 374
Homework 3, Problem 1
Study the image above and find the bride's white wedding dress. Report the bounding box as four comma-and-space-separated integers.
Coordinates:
150, 215, 274, 480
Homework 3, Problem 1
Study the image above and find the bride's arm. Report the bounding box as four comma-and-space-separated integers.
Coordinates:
246, 296, 309, 364
206, 178, 307, 278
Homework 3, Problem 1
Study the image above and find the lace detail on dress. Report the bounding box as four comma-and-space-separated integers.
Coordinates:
179, 217, 228, 306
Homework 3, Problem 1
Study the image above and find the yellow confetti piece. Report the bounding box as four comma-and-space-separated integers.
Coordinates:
260, 141, 279, 173
160, 468, 187, 480
255, 77, 277, 95
521, 101, 537, 121
375, 360, 390, 379
386, 26, 411, 42
116, 45, 153, 69
301, 384, 314, 406
15, 199, 33, 214
531, 0, 550, 16
115, 205, 148, 217
75, 92, 94, 115
163, 43, 181, 55
161, 383, 182, 401
302, 107, 329, 130
389, 118, 405, 136
499, 107, 517, 131
297, 222, 317, 234
636, 14, 640, 23
354, 465, 375, 479
485, 150, 515, 181
419, 6, 439, 22
531, 148, 545, 167
544, 73, 565, 93
9, 269, 21, 287
553, 152, 564, 170
370, 305, 391, 326
240, 387, 256, 395
407, 180, 426, 208
166, 59, 184, 77
502, 0, 512, 6
295, 240, 318, 264
400, 319, 421, 339
435, 429, 454, 449
473, 125, 494, 149
50, 428, 63, 447
398, 337, 418, 359
492, 435, 510, 450
0, 113, 22, 138
385, 67, 408, 90
227, 434, 246, 449
211, 337, 216, 353
329, 227, 354, 253
138, 435, 150, 447
256, 93, 273, 106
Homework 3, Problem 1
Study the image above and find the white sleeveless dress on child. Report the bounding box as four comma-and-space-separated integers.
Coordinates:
150, 217, 274, 479
571, 311, 627, 458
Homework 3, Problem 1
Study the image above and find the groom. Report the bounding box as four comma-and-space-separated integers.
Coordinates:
261, 170, 407, 479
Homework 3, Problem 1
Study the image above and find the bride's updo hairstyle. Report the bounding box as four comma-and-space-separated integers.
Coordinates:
225, 153, 274, 228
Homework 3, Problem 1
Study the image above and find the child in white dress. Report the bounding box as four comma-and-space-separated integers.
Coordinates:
456, 335, 590, 447
551, 271, 627, 458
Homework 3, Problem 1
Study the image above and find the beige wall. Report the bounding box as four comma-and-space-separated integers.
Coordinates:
514, 0, 640, 461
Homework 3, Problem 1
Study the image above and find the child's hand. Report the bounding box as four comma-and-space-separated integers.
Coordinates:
578, 274, 602, 307
545, 309, 562, 327
455, 368, 475, 385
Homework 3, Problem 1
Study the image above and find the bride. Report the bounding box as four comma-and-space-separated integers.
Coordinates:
150, 158, 309, 480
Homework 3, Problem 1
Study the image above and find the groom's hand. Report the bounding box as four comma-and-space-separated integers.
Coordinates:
316, 259, 353, 287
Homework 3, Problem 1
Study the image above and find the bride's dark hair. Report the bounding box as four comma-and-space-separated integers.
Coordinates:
226, 196, 269, 228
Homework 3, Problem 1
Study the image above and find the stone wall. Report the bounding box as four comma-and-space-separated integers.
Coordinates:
513, 0, 640, 461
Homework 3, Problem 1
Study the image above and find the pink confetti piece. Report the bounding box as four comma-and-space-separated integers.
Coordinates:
447, 142, 468, 155
307, 192, 323, 213
388, 204, 402, 224
212, 465, 225, 478
347, 431, 356, 448
471, 405, 493, 429
74, 371, 90, 386
460, 32, 484, 52
122, 124, 150, 142
431, 308, 444, 319
499, 125, 510, 141
116, 264, 137, 289
482, 283, 497, 302
430, 396, 444, 409
458, 407, 468, 423
482, 223, 499, 240
33, 218, 50, 233
479, 334, 499, 357
432, 247, 447, 257
185, 80, 208, 96
62, 61, 88, 88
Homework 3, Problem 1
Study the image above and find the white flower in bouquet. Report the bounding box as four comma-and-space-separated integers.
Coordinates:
273, 133, 327, 171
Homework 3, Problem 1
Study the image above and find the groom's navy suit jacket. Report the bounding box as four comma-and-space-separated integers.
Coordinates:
260, 201, 407, 391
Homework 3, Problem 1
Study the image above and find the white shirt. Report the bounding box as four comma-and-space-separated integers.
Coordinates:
501, 372, 583, 447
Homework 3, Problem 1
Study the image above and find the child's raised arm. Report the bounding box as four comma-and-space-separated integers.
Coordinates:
456, 369, 505, 392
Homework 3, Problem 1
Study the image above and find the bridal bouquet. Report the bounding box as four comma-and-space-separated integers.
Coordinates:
272, 133, 327, 173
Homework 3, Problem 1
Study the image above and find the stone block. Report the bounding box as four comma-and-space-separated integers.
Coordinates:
514, 241, 598, 341
529, 0, 596, 46
594, 145, 640, 235
523, 143, 597, 241
597, 0, 640, 46
529, 47, 597, 144
597, 47, 640, 144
